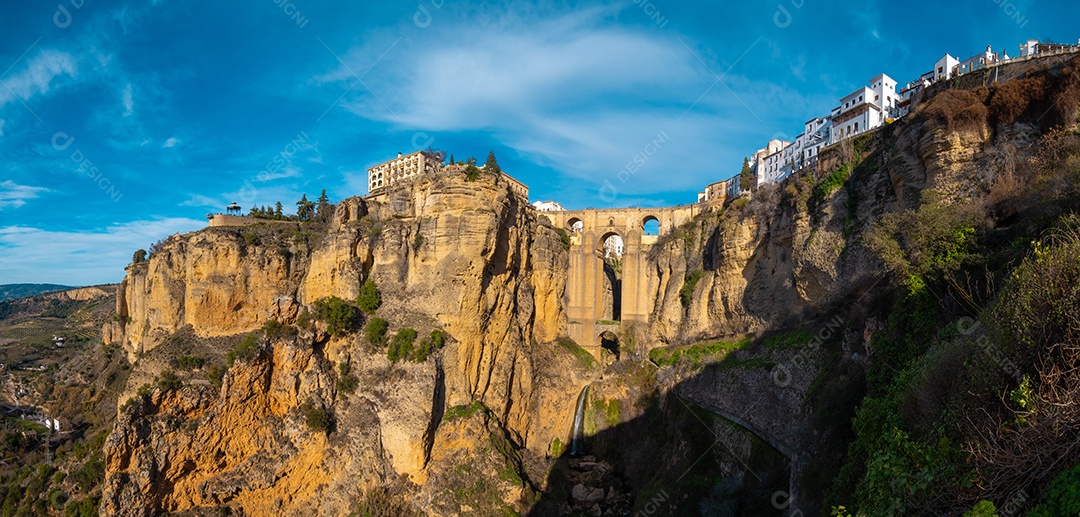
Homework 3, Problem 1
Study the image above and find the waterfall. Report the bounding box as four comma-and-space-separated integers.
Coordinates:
569, 385, 590, 457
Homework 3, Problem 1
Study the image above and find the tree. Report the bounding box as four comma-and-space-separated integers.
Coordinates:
296, 194, 316, 221
448, 154, 455, 166
315, 189, 331, 221
484, 151, 501, 174
356, 279, 382, 314
132, 249, 147, 264
364, 318, 389, 348
275, 202, 283, 219
425, 147, 447, 166
312, 296, 361, 337
739, 157, 754, 193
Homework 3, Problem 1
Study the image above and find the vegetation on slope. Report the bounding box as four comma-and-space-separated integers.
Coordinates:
820, 65, 1080, 514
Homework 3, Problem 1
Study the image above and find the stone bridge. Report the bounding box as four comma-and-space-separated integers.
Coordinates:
540, 205, 706, 358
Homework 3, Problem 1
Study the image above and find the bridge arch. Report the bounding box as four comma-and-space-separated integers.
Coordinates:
549, 204, 705, 360
599, 330, 620, 359
567, 217, 583, 233
642, 215, 660, 235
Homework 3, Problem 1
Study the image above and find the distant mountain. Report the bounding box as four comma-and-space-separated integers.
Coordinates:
0, 283, 75, 301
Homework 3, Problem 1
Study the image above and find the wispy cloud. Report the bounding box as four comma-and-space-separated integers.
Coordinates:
0, 218, 206, 285
162, 137, 179, 148
0, 50, 77, 108
0, 181, 48, 210
121, 83, 134, 116
179, 194, 221, 208
314, 6, 820, 201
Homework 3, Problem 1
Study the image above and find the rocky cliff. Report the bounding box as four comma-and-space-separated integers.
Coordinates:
101, 171, 592, 515
99, 53, 1080, 516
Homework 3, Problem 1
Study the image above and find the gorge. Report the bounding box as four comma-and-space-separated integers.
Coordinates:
9, 51, 1077, 516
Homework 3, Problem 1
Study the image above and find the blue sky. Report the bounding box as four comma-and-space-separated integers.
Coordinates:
0, 0, 1075, 285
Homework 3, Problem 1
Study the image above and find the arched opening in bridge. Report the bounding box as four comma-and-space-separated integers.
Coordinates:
567, 218, 583, 233
598, 331, 619, 359
599, 232, 623, 322
642, 216, 660, 235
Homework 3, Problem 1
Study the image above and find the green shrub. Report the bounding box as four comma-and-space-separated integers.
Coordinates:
156, 370, 182, 391
300, 401, 333, 434
410, 329, 449, 362
47, 489, 67, 510
263, 319, 297, 340
356, 280, 382, 314
464, 164, 481, 181
71, 452, 104, 490
336, 363, 359, 395
680, 270, 705, 307
174, 355, 204, 370
64, 495, 100, 517
242, 232, 260, 246
864, 191, 982, 287
312, 296, 362, 337
296, 308, 312, 330
1029, 464, 1080, 517
227, 334, 260, 366
962, 500, 998, 517
205, 364, 226, 389
387, 328, 418, 363
364, 318, 390, 348
555, 228, 572, 250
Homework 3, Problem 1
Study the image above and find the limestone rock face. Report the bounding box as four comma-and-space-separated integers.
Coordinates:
115, 230, 308, 360
641, 101, 995, 343
101, 334, 395, 516
103, 172, 582, 515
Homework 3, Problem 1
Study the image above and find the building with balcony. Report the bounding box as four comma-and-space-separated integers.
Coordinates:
367, 150, 444, 194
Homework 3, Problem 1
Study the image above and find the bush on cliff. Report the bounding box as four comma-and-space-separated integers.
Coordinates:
336, 363, 359, 395
300, 400, 333, 434
364, 318, 389, 349
312, 296, 362, 337
227, 334, 260, 366
356, 280, 382, 314
409, 329, 449, 362
387, 328, 417, 363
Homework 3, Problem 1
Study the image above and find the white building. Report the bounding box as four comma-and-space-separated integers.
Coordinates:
367, 151, 443, 194
796, 117, 831, 170
754, 139, 791, 187
1019, 39, 1039, 58
958, 46, 1000, 75
933, 54, 960, 82
532, 200, 565, 212
603, 234, 624, 259
830, 74, 899, 145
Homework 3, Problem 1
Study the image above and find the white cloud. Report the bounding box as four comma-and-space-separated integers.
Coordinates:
162, 137, 179, 148
179, 194, 221, 208
121, 83, 134, 116
0, 181, 48, 210
317, 7, 824, 200
258, 165, 302, 182
0, 50, 77, 108
0, 218, 206, 285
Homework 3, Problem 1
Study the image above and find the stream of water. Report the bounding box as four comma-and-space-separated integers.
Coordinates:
569, 385, 590, 456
